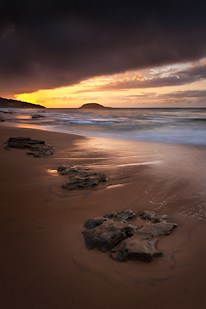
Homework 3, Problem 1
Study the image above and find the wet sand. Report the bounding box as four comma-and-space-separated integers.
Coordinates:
0, 126, 206, 309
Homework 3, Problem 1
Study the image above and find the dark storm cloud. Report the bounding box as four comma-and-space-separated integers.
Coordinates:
1, 0, 206, 96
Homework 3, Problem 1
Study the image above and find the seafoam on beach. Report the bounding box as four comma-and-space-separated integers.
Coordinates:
1, 107, 206, 145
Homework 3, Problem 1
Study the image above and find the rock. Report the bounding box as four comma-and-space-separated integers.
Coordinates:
58, 164, 108, 190
57, 165, 67, 172
138, 210, 156, 220
110, 219, 177, 262
111, 237, 162, 262
83, 210, 137, 230
5, 137, 54, 157
117, 209, 137, 221
7, 137, 45, 149
83, 209, 177, 263
83, 219, 137, 251
33, 153, 45, 158
138, 210, 169, 224
57, 164, 81, 174
83, 217, 108, 230
0, 118, 5, 122
134, 221, 177, 239
104, 209, 137, 221
159, 214, 168, 221
153, 214, 168, 223
62, 175, 101, 190
103, 211, 119, 219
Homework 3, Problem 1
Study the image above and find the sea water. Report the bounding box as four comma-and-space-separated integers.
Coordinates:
1, 107, 206, 146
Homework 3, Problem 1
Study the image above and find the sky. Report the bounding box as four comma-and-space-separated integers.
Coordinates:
1, 0, 206, 108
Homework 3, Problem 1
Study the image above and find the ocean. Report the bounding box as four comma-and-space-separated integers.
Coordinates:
1, 107, 206, 146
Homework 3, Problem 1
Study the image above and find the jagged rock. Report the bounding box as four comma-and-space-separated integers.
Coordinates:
138, 211, 169, 223
57, 165, 81, 174
5, 137, 54, 157
83, 209, 177, 263
84, 210, 137, 230
153, 214, 168, 223
58, 164, 108, 190
104, 209, 137, 221
57, 165, 67, 172
111, 237, 162, 262
103, 211, 119, 219
138, 210, 156, 220
62, 174, 106, 190
7, 137, 45, 148
83, 219, 138, 252
159, 214, 168, 221
110, 217, 177, 262
134, 221, 177, 239
83, 217, 108, 230
117, 209, 137, 221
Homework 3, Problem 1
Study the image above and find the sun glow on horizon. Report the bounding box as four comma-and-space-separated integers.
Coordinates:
15, 61, 206, 108
15, 73, 144, 108
15, 75, 120, 108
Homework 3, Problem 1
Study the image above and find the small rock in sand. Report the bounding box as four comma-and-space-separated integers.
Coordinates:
58, 164, 108, 190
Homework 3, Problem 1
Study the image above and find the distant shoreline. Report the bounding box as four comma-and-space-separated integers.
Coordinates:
0, 96, 45, 109
48, 107, 206, 110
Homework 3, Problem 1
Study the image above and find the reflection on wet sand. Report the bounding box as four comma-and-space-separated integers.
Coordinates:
1, 126, 206, 309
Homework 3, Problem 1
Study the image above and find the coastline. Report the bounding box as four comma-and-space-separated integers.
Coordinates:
1, 125, 206, 308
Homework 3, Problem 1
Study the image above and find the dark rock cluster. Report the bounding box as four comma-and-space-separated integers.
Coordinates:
83, 210, 177, 262
57, 165, 108, 190
5, 137, 54, 157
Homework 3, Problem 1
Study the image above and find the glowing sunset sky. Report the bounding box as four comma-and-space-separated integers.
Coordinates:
1, 1, 206, 108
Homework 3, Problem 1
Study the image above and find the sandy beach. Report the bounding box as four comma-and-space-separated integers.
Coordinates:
1, 125, 206, 309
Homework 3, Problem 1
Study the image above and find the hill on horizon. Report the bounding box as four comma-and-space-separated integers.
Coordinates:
0, 97, 45, 109
79, 103, 111, 109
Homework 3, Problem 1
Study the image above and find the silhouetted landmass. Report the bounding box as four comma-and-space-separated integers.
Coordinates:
79, 103, 111, 109
0, 97, 45, 109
